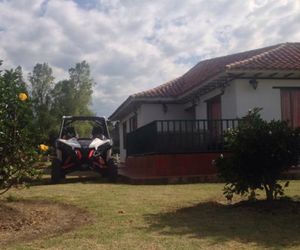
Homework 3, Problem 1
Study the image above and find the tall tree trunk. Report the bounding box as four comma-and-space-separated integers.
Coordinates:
264, 184, 274, 201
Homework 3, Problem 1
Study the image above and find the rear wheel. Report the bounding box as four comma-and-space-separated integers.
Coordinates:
107, 159, 118, 182
51, 159, 65, 184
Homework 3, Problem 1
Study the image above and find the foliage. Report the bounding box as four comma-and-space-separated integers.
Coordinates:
29, 63, 54, 106
0, 59, 96, 194
49, 61, 95, 142
0, 63, 39, 194
69, 60, 94, 115
51, 61, 94, 119
28, 61, 95, 144
215, 108, 300, 201
28, 63, 55, 143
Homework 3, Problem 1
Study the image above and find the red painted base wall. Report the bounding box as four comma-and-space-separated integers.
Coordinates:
123, 153, 222, 177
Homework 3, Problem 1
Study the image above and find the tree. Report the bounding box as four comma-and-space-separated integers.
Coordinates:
28, 63, 55, 143
51, 80, 77, 118
215, 108, 300, 201
68, 60, 94, 115
0, 63, 38, 194
51, 61, 94, 119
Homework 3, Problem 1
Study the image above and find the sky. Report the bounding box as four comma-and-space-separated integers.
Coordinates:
1, 0, 300, 117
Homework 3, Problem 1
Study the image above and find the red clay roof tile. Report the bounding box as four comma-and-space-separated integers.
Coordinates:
133, 43, 300, 99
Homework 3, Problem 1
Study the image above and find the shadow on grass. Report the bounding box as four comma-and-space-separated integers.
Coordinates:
144, 199, 300, 248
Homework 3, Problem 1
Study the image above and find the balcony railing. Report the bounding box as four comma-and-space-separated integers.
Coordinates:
126, 119, 240, 156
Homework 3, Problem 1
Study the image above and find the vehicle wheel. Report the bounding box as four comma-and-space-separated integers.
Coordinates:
107, 159, 118, 182
51, 159, 65, 184
101, 168, 109, 178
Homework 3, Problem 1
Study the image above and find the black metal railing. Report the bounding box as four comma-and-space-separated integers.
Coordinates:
126, 119, 240, 156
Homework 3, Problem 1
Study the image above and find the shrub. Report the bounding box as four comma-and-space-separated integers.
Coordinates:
0, 64, 39, 194
215, 108, 300, 201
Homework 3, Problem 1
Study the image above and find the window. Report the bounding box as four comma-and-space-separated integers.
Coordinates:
129, 114, 137, 132
281, 89, 300, 128
122, 121, 127, 149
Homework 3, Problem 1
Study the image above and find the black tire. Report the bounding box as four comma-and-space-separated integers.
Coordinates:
107, 159, 118, 182
101, 168, 109, 178
51, 159, 65, 184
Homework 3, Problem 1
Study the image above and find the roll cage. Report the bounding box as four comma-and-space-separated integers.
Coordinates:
58, 116, 110, 139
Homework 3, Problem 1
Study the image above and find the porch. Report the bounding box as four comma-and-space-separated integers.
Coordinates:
120, 119, 240, 182
126, 119, 239, 155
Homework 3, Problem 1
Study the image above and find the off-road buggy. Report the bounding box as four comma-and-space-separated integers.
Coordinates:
51, 116, 118, 183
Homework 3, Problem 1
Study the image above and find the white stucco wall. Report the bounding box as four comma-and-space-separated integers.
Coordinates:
222, 81, 238, 119
119, 124, 126, 162
195, 79, 300, 121
139, 103, 194, 126
235, 79, 300, 121
195, 81, 237, 119
118, 106, 142, 162
118, 118, 127, 162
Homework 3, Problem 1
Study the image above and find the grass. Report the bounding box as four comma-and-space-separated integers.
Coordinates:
2, 176, 300, 250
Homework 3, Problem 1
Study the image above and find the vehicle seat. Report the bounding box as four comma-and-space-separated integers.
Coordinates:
63, 126, 77, 139
92, 126, 105, 139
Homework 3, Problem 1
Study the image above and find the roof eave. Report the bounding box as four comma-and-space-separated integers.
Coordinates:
108, 96, 133, 121
109, 96, 177, 121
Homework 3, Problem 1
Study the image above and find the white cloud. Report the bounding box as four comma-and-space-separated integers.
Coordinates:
1, 0, 300, 116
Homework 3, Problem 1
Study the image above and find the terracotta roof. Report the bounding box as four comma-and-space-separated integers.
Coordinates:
226, 43, 300, 70
109, 42, 300, 120
132, 43, 300, 99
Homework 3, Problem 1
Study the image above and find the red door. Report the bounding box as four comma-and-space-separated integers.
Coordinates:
281, 89, 300, 128
207, 95, 222, 138
207, 95, 221, 120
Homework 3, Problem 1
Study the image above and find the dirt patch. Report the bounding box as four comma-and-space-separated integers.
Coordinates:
0, 200, 93, 246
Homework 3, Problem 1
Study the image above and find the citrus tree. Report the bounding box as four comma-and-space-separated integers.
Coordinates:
0, 63, 39, 194
215, 108, 300, 201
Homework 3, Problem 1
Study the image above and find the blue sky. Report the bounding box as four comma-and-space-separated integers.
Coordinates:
0, 0, 300, 117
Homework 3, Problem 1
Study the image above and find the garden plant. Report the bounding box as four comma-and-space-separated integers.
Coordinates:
215, 108, 300, 201
0, 63, 39, 194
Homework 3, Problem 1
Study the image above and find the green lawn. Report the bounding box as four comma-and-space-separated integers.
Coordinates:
2, 177, 300, 250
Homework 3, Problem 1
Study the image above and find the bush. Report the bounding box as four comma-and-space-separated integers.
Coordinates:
215, 108, 300, 201
0, 65, 39, 194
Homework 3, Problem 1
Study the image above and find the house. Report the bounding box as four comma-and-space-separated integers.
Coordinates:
109, 42, 300, 180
